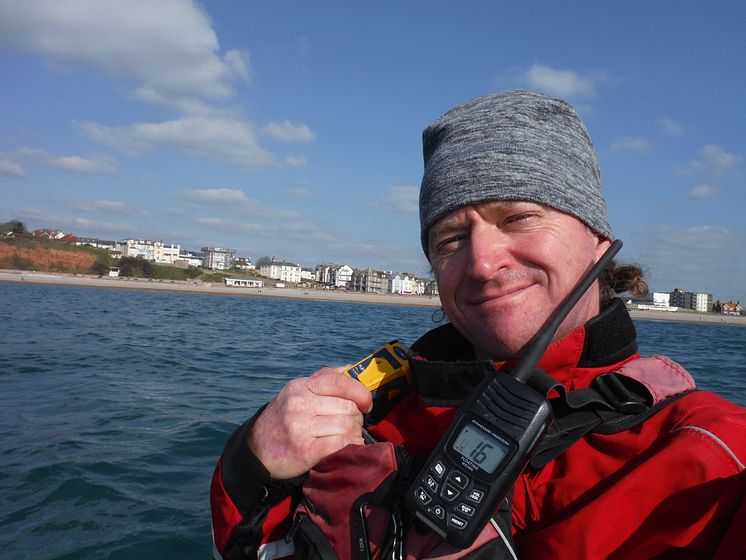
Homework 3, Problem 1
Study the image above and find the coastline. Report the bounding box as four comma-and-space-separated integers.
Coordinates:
0, 269, 440, 308
3, 269, 745, 326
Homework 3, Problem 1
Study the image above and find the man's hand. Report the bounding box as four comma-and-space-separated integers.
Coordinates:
248, 366, 373, 480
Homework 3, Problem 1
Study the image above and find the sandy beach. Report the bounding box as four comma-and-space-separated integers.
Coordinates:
0, 269, 441, 308
3, 269, 745, 326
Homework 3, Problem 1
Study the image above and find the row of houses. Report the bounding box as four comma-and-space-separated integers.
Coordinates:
637, 289, 743, 315
265, 260, 438, 295
668, 288, 713, 313
37, 231, 435, 295
638, 290, 712, 312
47, 231, 245, 272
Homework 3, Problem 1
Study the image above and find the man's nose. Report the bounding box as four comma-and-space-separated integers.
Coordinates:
466, 225, 511, 282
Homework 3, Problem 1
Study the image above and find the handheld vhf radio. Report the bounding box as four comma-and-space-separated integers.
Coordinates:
405, 240, 622, 549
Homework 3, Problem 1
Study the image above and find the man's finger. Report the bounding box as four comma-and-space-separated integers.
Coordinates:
307, 413, 364, 438
309, 434, 365, 460
307, 368, 373, 413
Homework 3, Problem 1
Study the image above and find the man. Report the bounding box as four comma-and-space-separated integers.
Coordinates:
211, 91, 746, 559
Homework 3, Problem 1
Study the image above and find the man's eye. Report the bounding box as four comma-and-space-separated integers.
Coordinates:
504, 213, 534, 226
435, 234, 467, 253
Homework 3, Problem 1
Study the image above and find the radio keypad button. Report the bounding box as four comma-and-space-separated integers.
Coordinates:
455, 502, 475, 517
415, 487, 432, 505
441, 483, 460, 502
466, 488, 485, 504
447, 514, 468, 530
448, 470, 469, 489
428, 504, 446, 520
425, 475, 438, 493
432, 461, 446, 478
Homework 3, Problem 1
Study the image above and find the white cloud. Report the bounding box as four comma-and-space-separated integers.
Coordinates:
197, 217, 264, 233
223, 49, 252, 84
70, 200, 140, 215
50, 155, 116, 174
282, 155, 308, 168
0, 2, 314, 171
381, 185, 419, 213
523, 64, 601, 98
77, 122, 147, 156
197, 216, 334, 242
656, 117, 684, 136
0, 157, 26, 178
687, 184, 718, 199
262, 120, 316, 142
12, 207, 135, 236
176, 189, 300, 221
282, 222, 336, 241
65, 216, 135, 235
15, 147, 116, 174
174, 188, 251, 206
130, 87, 222, 116
0, 0, 248, 100
321, 239, 430, 277
678, 145, 743, 177
611, 136, 651, 153
80, 116, 300, 168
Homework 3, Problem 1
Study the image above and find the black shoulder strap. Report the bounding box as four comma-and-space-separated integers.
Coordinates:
527, 370, 693, 469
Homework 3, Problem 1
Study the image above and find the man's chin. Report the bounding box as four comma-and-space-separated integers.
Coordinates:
472, 333, 534, 362
465, 314, 548, 360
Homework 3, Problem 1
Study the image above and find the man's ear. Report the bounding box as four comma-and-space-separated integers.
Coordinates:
594, 236, 611, 259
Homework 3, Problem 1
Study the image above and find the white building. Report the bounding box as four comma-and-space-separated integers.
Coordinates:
333, 264, 353, 289
33, 229, 66, 240
234, 257, 254, 270
177, 251, 204, 268
77, 237, 117, 250
117, 239, 180, 264
202, 247, 236, 270
722, 302, 743, 316
350, 268, 385, 293
637, 292, 678, 312
260, 260, 301, 283
695, 293, 713, 313
390, 273, 416, 295
300, 268, 316, 282
154, 243, 180, 264
413, 278, 426, 295
225, 278, 264, 288
120, 239, 157, 261
315, 264, 335, 285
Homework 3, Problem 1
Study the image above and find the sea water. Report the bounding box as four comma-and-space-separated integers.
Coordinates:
1, 282, 745, 559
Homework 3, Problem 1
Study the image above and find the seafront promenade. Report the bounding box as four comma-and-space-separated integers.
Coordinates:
0, 270, 440, 308
2, 269, 746, 325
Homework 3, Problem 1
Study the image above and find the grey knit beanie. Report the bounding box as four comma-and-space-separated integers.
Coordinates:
419, 90, 612, 256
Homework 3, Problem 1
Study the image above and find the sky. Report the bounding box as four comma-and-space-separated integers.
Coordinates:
1, 1, 745, 302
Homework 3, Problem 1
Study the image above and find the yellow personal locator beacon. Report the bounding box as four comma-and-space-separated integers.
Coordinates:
344, 340, 413, 405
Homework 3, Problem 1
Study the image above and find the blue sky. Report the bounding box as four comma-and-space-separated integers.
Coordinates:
1, 1, 744, 302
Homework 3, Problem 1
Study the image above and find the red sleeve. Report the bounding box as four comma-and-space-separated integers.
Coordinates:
210, 458, 246, 555
209, 410, 305, 559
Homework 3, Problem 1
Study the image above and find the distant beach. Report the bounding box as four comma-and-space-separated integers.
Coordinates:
2, 269, 745, 326
0, 269, 439, 308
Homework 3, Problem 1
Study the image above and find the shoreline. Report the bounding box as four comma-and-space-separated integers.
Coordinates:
3, 269, 745, 326
0, 269, 441, 308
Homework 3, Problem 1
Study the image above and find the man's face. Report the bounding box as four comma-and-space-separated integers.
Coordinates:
428, 201, 610, 360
